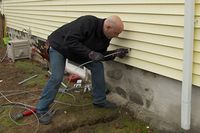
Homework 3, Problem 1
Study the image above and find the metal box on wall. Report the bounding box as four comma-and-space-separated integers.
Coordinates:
7, 39, 31, 62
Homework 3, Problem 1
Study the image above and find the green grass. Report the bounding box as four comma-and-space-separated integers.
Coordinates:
93, 113, 158, 133
0, 44, 5, 48
15, 60, 48, 88
0, 59, 159, 133
55, 91, 158, 133
0, 109, 15, 127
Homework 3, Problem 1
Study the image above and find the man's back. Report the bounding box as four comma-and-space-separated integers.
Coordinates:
47, 15, 110, 64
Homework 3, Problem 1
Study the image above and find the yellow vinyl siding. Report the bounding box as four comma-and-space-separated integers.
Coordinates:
117, 57, 183, 80
111, 38, 183, 60
195, 41, 200, 52
2, 0, 200, 86
0, 2, 1, 13
194, 1, 200, 86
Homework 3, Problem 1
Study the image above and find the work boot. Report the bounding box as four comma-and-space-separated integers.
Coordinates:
36, 112, 52, 125
93, 101, 117, 109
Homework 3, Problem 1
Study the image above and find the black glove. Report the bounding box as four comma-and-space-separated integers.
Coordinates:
115, 48, 129, 58
88, 51, 104, 61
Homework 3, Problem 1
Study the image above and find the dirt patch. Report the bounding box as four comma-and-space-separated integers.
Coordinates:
0, 46, 158, 133
0, 47, 43, 105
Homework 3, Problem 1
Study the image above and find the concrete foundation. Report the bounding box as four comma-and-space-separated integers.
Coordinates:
105, 61, 200, 133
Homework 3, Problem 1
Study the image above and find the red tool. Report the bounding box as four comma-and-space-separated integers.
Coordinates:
11, 108, 36, 120
66, 74, 81, 82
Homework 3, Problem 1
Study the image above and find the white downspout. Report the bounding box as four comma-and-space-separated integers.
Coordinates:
181, 0, 195, 130
65, 59, 90, 79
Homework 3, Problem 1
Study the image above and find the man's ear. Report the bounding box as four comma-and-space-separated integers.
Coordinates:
106, 25, 112, 30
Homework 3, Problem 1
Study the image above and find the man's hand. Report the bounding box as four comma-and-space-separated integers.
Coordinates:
88, 51, 104, 61
115, 48, 129, 58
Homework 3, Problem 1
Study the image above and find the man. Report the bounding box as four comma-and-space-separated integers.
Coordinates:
36, 15, 128, 124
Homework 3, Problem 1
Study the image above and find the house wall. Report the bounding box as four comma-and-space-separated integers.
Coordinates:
194, 0, 200, 86
0, 0, 3, 45
0, 1, 2, 13
3, 0, 199, 87
105, 61, 200, 132
2, 0, 200, 131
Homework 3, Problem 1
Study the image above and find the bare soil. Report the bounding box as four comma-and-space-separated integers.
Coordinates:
0, 46, 157, 133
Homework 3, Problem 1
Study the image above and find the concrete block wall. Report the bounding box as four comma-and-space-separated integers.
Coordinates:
104, 61, 200, 132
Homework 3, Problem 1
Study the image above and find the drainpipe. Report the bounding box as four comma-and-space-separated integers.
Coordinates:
181, 0, 195, 130
65, 59, 90, 79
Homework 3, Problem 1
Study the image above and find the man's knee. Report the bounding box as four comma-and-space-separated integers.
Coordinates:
50, 75, 63, 85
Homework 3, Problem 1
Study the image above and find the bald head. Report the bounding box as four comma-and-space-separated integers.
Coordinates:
103, 15, 124, 39
106, 15, 124, 31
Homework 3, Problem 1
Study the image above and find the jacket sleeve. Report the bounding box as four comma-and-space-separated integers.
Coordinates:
63, 18, 93, 59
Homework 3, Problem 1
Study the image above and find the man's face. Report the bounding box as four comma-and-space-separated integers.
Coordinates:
105, 27, 122, 39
